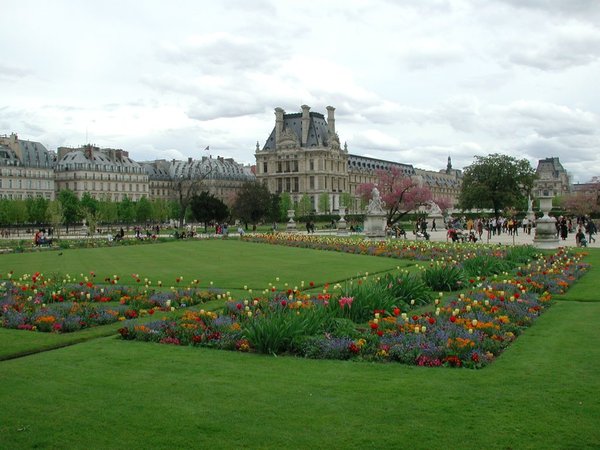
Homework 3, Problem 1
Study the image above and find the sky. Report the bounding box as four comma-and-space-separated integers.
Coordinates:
1, 0, 600, 183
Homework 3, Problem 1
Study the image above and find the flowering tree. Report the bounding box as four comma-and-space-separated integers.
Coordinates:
357, 167, 432, 225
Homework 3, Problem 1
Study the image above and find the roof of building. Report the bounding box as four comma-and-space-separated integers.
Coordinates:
0, 134, 55, 168
168, 156, 255, 181
55, 147, 144, 172
0, 144, 19, 165
262, 111, 330, 150
348, 154, 415, 175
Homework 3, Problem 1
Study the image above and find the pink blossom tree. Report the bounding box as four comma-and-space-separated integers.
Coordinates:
357, 167, 432, 225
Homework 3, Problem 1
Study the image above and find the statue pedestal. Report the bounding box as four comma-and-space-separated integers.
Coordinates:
286, 209, 297, 232
533, 196, 559, 249
337, 207, 348, 235
364, 214, 387, 238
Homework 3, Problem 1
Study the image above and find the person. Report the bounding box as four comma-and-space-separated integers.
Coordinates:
586, 220, 596, 244
576, 228, 586, 247
431, 219, 437, 232
237, 226, 245, 237
306, 221, 312, 234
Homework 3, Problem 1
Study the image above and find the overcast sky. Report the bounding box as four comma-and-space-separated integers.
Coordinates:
2, 0, 600, 182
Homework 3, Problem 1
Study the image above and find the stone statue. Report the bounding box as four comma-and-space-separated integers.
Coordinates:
426, 201, 442, 216
366, 187, 385, 214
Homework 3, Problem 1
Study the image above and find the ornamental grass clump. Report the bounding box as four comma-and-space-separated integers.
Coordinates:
241, 306, 331, 355
460, 255, 514, 278
377, 271, 432, 308
421, 261, 465, 291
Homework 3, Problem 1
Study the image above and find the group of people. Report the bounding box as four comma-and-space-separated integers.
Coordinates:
33, 228, 53, 246
560, 216, 596, 247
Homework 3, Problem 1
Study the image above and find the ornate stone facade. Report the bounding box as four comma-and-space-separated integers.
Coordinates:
534, 157, 571, 197
255, 105, 348, 212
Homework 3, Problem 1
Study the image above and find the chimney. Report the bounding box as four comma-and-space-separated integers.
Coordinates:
188, 157, 193, 163
275, 107, 284, 147
326, 106, 335, 136
301, 104, 310, 146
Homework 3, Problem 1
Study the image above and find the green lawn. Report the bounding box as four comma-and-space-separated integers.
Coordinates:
1, 239, 407, 289
0, 244, 598, 449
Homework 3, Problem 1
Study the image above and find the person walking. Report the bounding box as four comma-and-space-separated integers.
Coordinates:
586, 219, 596, 244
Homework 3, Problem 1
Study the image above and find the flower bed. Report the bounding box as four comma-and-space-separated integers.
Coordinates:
119, 248, 589, 368
242, 233, 536, 262
0, 272, 221, 333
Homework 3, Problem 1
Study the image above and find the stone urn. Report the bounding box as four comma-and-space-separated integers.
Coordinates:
533, 193, 559, 249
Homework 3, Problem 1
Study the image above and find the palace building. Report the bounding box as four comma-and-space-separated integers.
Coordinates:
255, 105, 462, 214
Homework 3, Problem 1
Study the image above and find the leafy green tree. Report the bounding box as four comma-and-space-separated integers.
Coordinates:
58, 189, 80, 232
232, 181, 272, 228
340, 192, 353, 210
26, 197, 50, 224
136, 196, 153, 224
190, 191, 229, 231
150, 198, 170, 223
80, 193, 100, 236
296, 194, 312, 218
98, 200, 119, 229
318, 193, 330, 213
118, 196, 136, 229
459, 154, 536, 217
279, 192, 293, 222
48, 200, 63, 238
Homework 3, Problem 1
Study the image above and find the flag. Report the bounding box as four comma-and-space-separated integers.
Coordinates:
204, 145, 210, 151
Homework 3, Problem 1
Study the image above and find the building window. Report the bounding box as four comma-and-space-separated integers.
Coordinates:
293, 177, 299, 192
310, 159, 314, 171
309, 176, 315, 189
263, 161, 267, 173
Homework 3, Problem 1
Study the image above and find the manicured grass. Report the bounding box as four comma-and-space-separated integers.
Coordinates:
1, 300, 599, 449
1, 239, 407, 289
0, 244, 598, 449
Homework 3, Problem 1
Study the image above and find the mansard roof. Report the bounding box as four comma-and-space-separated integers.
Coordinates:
0, 144, 19, 166
348, 154, 415, 176
55, 147, 144, 172
263, 111, 330, 150
170, 156, 255, 181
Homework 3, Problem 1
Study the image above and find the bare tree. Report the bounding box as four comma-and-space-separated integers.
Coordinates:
172, 164, 213, 228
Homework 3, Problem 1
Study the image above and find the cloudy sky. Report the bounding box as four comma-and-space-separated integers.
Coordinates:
2, 0, 600, 182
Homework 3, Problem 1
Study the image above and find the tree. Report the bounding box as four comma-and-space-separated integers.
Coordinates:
340, 192, 353, 210
118, 196, 136, 229
232, 181, 272, 228
150, 198, 170, 224
172, 165, 213, 228
279, 192, 293, 222
26, 197, 50, 225
318, 192, 330, 214
98, 199, 119, 230
80, 193, 99, 236
190, 191, 229, 231
58, 189, 80, 232
136, 196, 153, 224
560, 191, 600, 217
296, 194, 312, 218
357, 167, 432, 226
459, 153, 536, 217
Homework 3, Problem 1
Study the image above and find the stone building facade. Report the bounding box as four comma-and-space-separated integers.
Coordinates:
55, 145, 149, 201
255, 105, 348, 212
533, 157, 571, 197
141, 156, 255, 205
255, 105, 462, 214
0, 133, 56, 200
